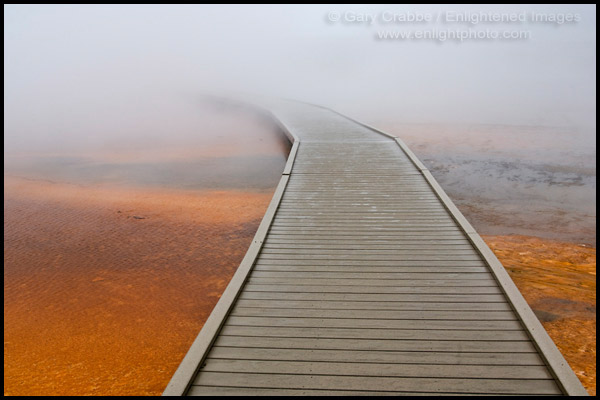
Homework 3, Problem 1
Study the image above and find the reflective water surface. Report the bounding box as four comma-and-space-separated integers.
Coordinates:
4, 103, 289, 395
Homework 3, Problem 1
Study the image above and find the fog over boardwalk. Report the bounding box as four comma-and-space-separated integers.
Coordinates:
164, 100, 588, 396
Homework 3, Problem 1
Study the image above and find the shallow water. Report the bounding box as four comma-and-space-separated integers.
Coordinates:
379, 122, 596, 245
4, 179, 275, 395
4, 154, 287, 191
3, 103, 289, 395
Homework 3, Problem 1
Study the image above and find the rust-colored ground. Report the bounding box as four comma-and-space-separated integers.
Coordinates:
4, 176, 273, 395
483, 235, 596, 395
5, 175, 595, 395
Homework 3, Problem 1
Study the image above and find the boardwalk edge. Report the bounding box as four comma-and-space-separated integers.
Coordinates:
162, 106, 299, 396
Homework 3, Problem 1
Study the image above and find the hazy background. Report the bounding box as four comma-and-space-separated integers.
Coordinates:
3, 5, 597, 244
4, 4, 596, 154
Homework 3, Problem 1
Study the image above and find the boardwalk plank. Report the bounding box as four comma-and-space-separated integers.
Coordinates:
208, 346, 544, 365
244, 284, 502, 294
194, 372, 560, 395
250, 271, 492, 280
234, 299, 510, 311
187, 386, 487, 396
229, 308, 517, 321
201, 359, 553, 380
214, 336, 534, 352
253, 266, 489, 273
225, 316, 522, 330
247, 278, 497, 287
238, 292, 508, 302
219, 325, 527, 340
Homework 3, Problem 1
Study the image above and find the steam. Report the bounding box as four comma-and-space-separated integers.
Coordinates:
4, 4, 596, 154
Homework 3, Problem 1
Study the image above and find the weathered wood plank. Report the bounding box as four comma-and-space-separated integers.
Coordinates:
187, 386, 471, 396
201, 359, 553, 380
277, 202, 446, 207
234, 299, 510, 311
263, 239, 472, 245
194, 372, 560, 395
253, 265, 489, 273
215, 336, 533, 353
247, 278, 496, 287
261, 245, 474, 250
271, 221, 456, 231
260, 249, 480, 256
219, 325, 526, 340
244, 284, 502, 294
208, 346, 543, 365
251, 271, 492, 280
257, 256, 483, 263
272, 218, 456, 223
225, 316, 523, 330
262, 233, 470, 239
238, 292, 508, 303
254, 260, 486, 267
229, 308, 517, 321
262, 243, 473, 249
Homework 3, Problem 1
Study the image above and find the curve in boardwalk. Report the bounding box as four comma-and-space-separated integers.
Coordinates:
163, 100, 587, 396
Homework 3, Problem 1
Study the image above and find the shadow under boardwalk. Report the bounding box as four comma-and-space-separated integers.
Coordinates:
164, 100, 587, 396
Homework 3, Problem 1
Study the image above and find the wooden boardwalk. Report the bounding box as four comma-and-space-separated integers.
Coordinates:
163, 101, 587, 396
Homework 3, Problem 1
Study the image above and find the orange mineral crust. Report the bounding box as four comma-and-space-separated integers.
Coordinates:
4, 176, 273, 395
483, 235, 596, 395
